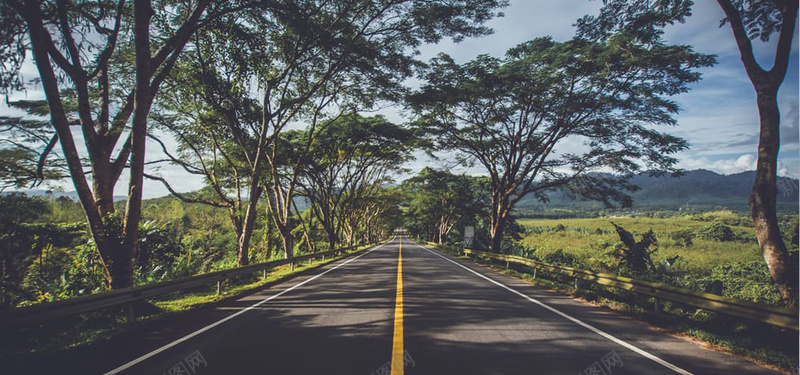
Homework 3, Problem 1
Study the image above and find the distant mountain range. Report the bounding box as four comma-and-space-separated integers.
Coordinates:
5, 169, 798, 212
2, 189, 127, 202
518, 169, 799, 212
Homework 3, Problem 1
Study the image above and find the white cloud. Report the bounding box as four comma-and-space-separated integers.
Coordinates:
678, 154, 797, 178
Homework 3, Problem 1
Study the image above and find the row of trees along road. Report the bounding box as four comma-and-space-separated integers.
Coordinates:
402, 167, 490, 245
0, 0, 507, 291
0, 0, 795, 309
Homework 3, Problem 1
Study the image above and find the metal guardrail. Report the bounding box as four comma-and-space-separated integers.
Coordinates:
460, 248, 798, 331
0, 242, 383, 328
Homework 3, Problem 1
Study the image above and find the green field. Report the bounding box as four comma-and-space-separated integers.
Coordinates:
515, 211, 798, 305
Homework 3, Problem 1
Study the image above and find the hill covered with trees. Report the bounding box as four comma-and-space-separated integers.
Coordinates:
516, 170, 799, 212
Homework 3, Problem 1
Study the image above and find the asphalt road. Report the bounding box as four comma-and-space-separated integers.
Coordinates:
3, 232, 785, 374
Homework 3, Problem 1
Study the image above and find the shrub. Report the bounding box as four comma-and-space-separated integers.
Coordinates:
609, 222, 657, 274
710, 262, 781, 305
696, 222, 736, 242
544, 249, 577, 267
671, 229, 694, 248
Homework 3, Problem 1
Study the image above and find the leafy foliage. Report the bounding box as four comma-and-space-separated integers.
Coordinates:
0, 194, 84, 307
610, 222, 658, 274
402, 167, 489, 245
671, 229, 694, 248
718, 0, 788, 42
410, 13, 714, 251
296, 114, 414, 249
696, 222, 737, 242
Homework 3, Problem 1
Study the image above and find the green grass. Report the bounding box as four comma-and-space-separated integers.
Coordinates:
516, 215, 763, 275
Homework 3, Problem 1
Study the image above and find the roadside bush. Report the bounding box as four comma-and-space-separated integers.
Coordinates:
669, 261, 782, 305
671, 229, 694, 248
19, 241, 108, 305
584, 240, 618, 272
609, 223, 657, 274
543, 249, 578, 267
696, 222, 736, 242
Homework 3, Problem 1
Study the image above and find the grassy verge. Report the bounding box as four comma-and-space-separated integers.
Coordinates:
427, 242, 798, 374
0, 243, 379, 359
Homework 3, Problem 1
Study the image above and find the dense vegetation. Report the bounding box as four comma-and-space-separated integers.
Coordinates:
514, 211, 798, 306
0, 190, 402, 309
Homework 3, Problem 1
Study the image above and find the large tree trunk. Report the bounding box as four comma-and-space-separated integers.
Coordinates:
716, 0, 798, 309
751, 88, 798, 308
92, 162, 117, 216
117, 0, 154, 290
237, 186, 262, 266
490, 219, 505, 254
490, 193, 509, 254
279, 224, 294, 259
23, 0, 114, 287
265, 219, 273, 260
327, 230, 337, 251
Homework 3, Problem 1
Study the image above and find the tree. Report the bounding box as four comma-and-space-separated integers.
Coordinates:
297, 114, 413, 251
355, 186, 405, 244
715, 0, 798, 308
0, 0, 224, 289
0, 101, 68, 190
591, 0, 799, 310
402, 168, 488, 245
150, 0, 507, 262
411, 28, 714, 253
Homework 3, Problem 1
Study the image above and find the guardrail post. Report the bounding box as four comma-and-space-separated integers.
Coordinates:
216, 280, 221, 296
574, 277, 578, 290
262, 269, 266, 280
654, 297, 660, 314
533, 268, 537, 281
125, 304, 134, 324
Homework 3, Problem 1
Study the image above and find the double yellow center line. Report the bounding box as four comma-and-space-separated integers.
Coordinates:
390, 237, 405, 375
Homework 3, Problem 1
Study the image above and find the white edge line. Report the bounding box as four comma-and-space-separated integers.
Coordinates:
413, 241, 693, 375
102, 238, 394, 375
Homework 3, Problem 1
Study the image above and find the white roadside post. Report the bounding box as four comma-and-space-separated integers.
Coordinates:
464, 226, 475, 257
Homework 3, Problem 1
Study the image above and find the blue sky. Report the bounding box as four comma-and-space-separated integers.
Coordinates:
397, 0, 799, 181
3, 0, 798, 198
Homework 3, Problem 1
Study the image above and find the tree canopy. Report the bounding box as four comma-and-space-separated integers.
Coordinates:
410, 20, 715, 252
